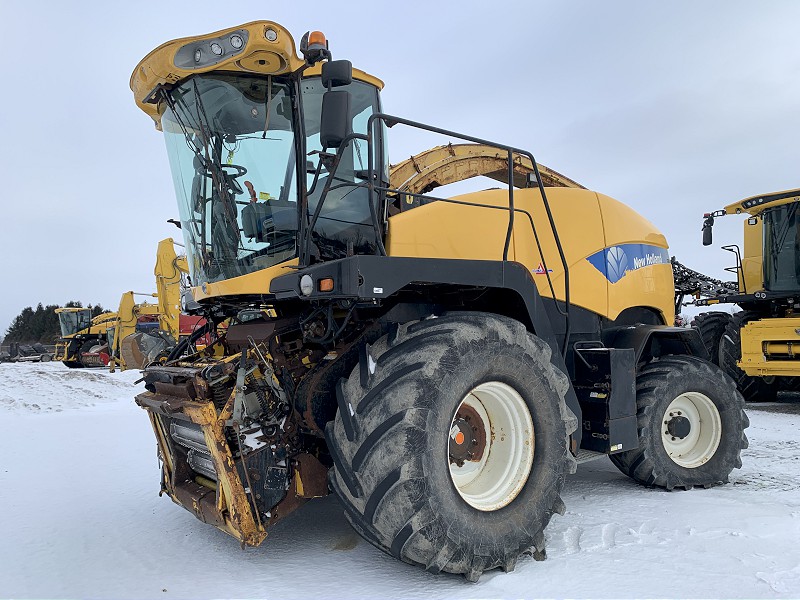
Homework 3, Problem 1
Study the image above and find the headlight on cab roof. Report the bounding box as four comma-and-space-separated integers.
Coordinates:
174, 29, 249, 69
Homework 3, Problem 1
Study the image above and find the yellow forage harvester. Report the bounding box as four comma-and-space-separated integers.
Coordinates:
128, 21, 748, 581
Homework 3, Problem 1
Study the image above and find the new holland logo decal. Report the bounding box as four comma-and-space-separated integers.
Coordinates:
586, 244, 670, 284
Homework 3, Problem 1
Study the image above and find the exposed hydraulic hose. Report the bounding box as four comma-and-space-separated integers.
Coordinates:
166, 321, 213, 363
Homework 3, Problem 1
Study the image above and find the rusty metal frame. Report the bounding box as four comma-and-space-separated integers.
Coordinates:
389, 143, 585, 194
138, 390, 267, 546
137, 351, 332, 546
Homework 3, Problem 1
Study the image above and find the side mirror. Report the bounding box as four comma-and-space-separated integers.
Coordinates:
320, 90, 351, 149
322, 60, 353, 87
702, 215, 714, 246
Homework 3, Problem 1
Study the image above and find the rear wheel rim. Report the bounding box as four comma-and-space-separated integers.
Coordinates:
448, 381, 534, 511
661, 392, 721, 468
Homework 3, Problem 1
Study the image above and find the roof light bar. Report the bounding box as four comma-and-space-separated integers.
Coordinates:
174, 29, 250, 69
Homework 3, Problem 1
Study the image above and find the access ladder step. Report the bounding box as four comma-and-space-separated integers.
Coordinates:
574, 449, 606, 464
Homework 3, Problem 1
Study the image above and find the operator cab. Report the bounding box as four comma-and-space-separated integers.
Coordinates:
56, 308, 92, 337
701, 188, 800, 296
145, 24, 385, 290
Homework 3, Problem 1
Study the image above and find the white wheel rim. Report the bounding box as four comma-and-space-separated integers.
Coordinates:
448, 381, 534, 511
660, 392, 722, 468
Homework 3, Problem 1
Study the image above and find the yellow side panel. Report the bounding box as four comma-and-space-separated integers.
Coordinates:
741, 216, 764, 293
386, 194, 515, 263
511, 188, 608, 319
597, 194, 673, 323
740, 317, 800, 377
387, 188, 673, 323
387, 188, 610, 319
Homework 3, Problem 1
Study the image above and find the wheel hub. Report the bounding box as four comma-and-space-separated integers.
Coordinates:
449, 403, 486, 466
666, 415, 691, 439
660, 392, 722, 468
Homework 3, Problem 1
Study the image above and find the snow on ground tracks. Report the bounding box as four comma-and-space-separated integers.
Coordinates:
0, 362, 798, 598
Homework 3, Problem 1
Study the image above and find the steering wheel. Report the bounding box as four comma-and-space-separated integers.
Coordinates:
219, 163, 247, 177
204, 163, 248, 195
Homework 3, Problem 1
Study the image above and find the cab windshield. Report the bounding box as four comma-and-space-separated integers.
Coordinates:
764, 202, 800, 291
162, 74, 299, 285
58, 309, 91, 337
161, 73, 383, 285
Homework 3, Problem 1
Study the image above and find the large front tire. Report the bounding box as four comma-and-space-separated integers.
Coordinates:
326, 312, 577, 581
610, 355, 748, 490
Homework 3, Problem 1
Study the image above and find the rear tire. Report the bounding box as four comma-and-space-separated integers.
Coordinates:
719, 311, 777, 402
690, 312, 730, 365
326, 312, 577, 581
610, 355, 748, 490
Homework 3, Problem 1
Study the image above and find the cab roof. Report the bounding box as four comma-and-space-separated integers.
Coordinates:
130, 20, 383, 128
724, 187, 800, 216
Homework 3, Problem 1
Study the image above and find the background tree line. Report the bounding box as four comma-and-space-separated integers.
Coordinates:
4, 302, 106, 344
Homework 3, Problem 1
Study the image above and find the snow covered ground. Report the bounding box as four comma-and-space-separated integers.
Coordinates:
1, 362, 798, 598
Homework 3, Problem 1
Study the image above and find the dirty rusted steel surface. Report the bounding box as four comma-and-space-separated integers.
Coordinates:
183, 399, 267, 546
137, 386, 268, 547
389, 143, 585, 195
456, 402, 487, 461
294, 453, 329, 498
267, 453, 328, 526
134, 343, 336, 547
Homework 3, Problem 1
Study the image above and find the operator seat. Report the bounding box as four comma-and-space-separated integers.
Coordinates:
241, 199, 297, 253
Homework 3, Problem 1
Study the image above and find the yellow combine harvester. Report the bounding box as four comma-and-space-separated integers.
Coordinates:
693, 188, 800, 401
129, 22, 747, 581
54, 308, 118, 368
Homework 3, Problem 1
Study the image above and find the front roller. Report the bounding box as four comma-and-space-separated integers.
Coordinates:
326, 312, 577, 582
610, 355, 748, 490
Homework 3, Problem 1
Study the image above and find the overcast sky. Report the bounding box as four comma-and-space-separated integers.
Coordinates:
1, 1, 799, 333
